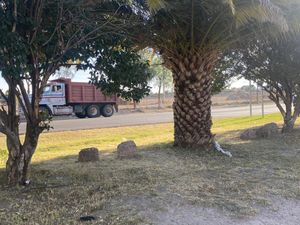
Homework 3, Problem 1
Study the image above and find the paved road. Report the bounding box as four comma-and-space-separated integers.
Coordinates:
18, 104, 279, 133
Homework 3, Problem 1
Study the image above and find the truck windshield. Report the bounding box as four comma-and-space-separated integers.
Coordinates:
43, 85, 51, 93
52, 85, 62, 93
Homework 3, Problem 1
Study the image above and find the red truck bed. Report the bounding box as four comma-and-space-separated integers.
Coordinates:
51, 79, 118, 104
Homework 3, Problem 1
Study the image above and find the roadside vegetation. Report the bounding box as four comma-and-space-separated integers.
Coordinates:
1, 1, 295, 184
0, 113, 299, 224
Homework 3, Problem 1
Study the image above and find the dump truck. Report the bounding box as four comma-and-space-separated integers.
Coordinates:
39, 79, 118, 118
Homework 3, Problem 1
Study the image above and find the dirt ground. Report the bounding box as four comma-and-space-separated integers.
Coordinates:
0, 123, 300, 225
111, 195, 300, 225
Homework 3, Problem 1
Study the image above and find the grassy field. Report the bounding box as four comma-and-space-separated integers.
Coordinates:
0, 113, 299, 224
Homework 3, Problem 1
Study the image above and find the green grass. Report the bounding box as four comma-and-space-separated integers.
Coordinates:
0, 113, 299, 224
0, 113, 287, 168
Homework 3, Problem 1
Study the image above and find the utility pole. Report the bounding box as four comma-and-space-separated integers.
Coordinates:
256, 83, 259, 104
261, 87, 265, 118
249, 80, 253, 117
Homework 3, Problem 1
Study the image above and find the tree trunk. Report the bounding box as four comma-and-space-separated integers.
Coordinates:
281, 96, 300, 133
168, 52, 218, 149
6, 124, 39, 185
282, 108, 298, 133
268, 91, 299, 133
158, 80, 162, 109
162, 81, 166, 107
6, 144, 32, 185
282, 116, 295, 133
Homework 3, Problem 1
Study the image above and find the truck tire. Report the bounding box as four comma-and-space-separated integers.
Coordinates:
87, 105, 100, 118
75, 112, 86, 119
101, 104, 114, 117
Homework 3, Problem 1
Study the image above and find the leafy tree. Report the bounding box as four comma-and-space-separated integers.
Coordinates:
236, 37, 300, 132
88, 38, 152, 103
0, 0, 120, 185
140, 49, 173, 108
212, 52, 245, 94
120, 0, 290, 149
55, 66, 76, 79
217, 2, 300, 132
151, 64, 173, 108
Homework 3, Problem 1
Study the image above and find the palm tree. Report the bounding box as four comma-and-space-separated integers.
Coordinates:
129, 0, 290, 149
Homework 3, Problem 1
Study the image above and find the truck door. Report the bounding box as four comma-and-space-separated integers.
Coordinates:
40, 83, 66, 109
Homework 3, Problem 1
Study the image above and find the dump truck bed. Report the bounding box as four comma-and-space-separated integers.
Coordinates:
51, 79, 118, 104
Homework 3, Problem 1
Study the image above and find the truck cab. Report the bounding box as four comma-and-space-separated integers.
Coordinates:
40, 82, 73, 116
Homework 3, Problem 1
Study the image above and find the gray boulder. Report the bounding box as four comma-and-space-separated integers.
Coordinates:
240, 123, 279, 140
78, 147, 100, 162
117, 140, 137, 159
256, 123, 279, 138
240, 128, 257, 140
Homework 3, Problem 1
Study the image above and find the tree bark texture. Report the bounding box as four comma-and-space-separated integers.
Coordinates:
282, 98, 300, 133
268, 90, 300, 133
282, 116, 296, 133
2, 82, 41, 185
6, 124, 40, 185
166, 51, 218, 149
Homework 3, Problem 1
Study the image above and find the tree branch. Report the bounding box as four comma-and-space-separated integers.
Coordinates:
0, 89, 8, 103
12, 0, 17, 32
16, 79, 34, 118
267, 90, 286, 117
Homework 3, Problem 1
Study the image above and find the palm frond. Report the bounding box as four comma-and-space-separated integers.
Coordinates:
260, 0, 288, 31
236, 0, 288, 31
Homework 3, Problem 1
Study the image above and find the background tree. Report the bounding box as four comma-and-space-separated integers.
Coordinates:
123, 0, 290, 149
151, 64, 173, 108
212, 52, 246, 94
0, 0, 121, 185
55, 66, 76, 79
217, 2, 300, 132
235, 37, 300, 132
88, 37, 152, 104
140, 50, 173, 108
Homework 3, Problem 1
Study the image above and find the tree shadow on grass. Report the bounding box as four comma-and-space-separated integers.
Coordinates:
0, 129, 300, 224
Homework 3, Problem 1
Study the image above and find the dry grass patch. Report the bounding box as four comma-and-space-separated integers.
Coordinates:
0, 113, 299, 224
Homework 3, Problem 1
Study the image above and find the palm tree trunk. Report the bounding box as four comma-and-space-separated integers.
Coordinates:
167, 51, 218, 149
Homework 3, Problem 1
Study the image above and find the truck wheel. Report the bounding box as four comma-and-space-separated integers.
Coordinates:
75, 112, 86, 119
101, 104, 114, 117
87, 105, 100, 118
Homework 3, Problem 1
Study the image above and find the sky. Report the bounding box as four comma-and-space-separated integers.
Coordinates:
0, 70, 250, 92
0, 76, 7, 91
0, 70, 90, 91
230, 77, 249, 88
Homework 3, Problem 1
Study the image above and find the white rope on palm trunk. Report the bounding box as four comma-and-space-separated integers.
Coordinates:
213, 141, 232, 157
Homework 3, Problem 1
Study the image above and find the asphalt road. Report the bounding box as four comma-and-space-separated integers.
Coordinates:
17, 104, 279, 133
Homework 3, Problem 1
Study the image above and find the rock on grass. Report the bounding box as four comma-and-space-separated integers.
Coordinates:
240, 123, 279, 140
78, 147, 100, 162
117, 141, 137, 159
